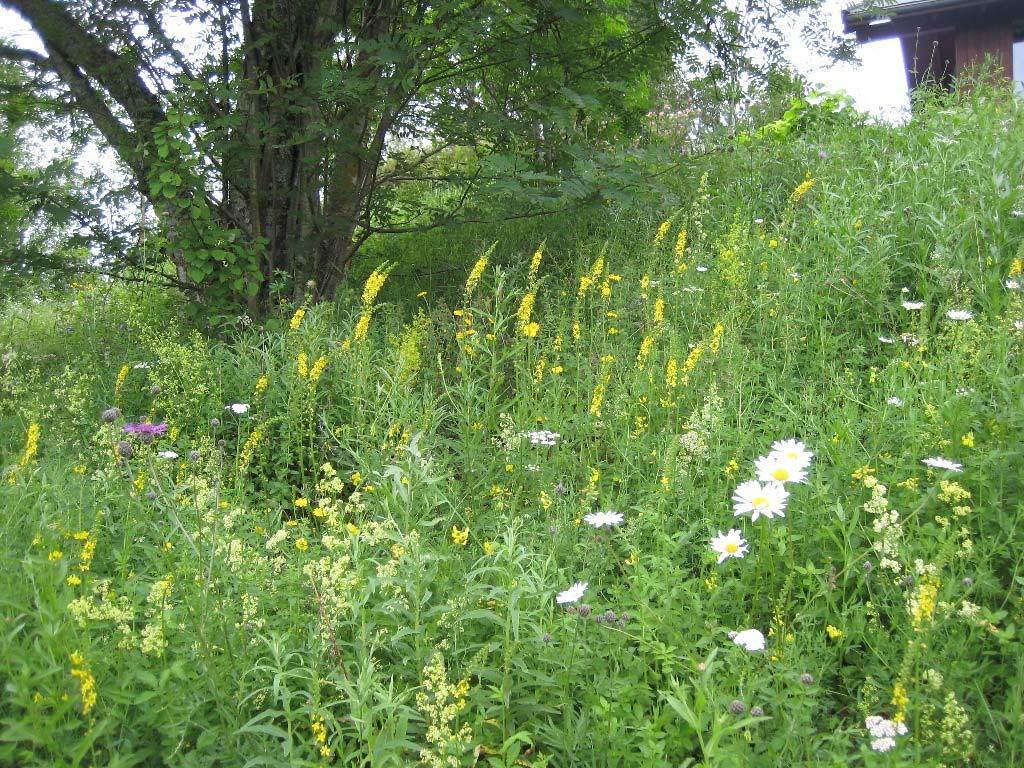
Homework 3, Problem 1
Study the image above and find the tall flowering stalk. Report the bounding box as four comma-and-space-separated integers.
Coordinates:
353, 262, 394, 343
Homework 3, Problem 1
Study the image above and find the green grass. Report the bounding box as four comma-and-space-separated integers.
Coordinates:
2, 83, 1024, 767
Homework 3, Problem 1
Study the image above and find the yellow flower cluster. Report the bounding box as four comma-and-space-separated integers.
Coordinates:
289, 307, 306, 331
238, 426, 263, 474
451, 526, 469, 546
18, 423, 40, 468
311, 716, 331, 759
674, 229, 688, 272
115, 364, 130, 397
254, 374, 269, 397
69, 652, 97, 715
309, 355, 328, 384
653, 218, 672, 246
298, 352, 309, 379
415, 653, 473, 768
353, 263, 394, 343
464, 247, 491, 297
790, 174, 815, 204
528, 241, 544, 283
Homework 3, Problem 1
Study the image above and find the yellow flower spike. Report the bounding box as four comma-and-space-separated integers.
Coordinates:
114, 364, 130, 396
528, 241, 544, 283
309, 355, 328, 383
289, 307, 306, 331
464, 244, 494, 297
653, 219, 671, 246
789, 174, 815, 204
451, 526, 469, 546
361, 263, 393, 307
18, 423, 40, 468
297, 353, 309, 379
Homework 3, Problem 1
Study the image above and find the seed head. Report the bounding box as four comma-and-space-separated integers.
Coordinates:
102, 407, 122, 423
729, 700, 746, 715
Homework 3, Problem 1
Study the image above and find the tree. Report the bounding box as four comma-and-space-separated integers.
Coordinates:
0, 0, 834, 313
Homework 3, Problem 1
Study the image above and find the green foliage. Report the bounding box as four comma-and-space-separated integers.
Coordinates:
2, 82, 1023, 766
737, 90, 860, 144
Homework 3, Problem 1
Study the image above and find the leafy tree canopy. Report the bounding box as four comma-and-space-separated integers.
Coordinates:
0, 0, 842, 313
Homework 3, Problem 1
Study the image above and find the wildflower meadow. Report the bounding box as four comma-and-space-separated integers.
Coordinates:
2, 85, 1024, 767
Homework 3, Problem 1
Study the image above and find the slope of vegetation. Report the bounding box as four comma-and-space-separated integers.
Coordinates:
2, 85, 1023, 767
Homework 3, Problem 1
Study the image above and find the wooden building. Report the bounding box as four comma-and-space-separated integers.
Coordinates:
842, 0, 1024, 91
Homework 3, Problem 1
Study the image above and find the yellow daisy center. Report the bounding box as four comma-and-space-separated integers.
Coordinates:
725, 542, 739, 553
772, 468, 791, 481
752, 496, 769, 508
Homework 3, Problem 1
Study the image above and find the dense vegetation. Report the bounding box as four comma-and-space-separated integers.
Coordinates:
2, 84, 1023, 766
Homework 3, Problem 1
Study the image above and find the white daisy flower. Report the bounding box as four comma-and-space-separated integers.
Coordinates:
583, 511, 624, 529
732, 480, 789, 522
556, 581, 587, 605
226, 403, 250, 415
901, 300, 924, 310
754, 454, 808, 484
711, 529, 748, 564
921, 457, 963, 472
769, 439, 814, 469
528, 430, 561, 447
878, 335, 895, 344
886, 397, 904, 407
730, 628, 766, 652
946, 309, 973, 321
1005, 279, 1021, 290
157, 450, 179, 460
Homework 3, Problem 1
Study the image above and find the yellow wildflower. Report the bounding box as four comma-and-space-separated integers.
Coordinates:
361, 263, 393, 307
294, 497, 310, 508
482, 541, 495, 555
528, 242, 544, 282
295, 538, 309, 552
825, 625, 843, 640
66, 575, 82, 586
115, 364, 130, 396
353, 312, 371, 342
297, 353, 309, 379
48, 549, 63, 561
451, 526, 469, 546
289, 307, 306, 331
69, 653, 97, 715
653, 297, 665, 325
674, 229, 687, 270
18, 423, 40, 468
654, 219, 671, 246
464, 245, 493, 297
254, 374, 269, 396
309, 355, 328, 383
790, 174, 815, 204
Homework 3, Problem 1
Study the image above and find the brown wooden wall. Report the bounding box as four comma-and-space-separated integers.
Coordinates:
953, 25, 1014, 78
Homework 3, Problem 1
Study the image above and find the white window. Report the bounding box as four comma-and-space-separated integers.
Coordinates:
1015, 37, 1024, 96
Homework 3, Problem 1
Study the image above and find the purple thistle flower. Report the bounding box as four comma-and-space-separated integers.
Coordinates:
123, 422, 168, 436
123, 421, 167, 444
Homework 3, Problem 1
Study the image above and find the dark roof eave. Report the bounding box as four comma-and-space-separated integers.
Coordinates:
841, 0, 1016, 38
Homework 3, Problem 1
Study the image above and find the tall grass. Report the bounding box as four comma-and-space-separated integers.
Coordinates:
1, 83, 1023, 767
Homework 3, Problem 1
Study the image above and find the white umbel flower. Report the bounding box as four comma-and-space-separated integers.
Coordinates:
922, 456, 963, 472
886, 397, 905, 407
528, 430, 561, 447
730, 628, 766, 652
754, 454, 808, 484
556, 581, 587, 605
946, 309, 973, 321
583, 511, 624, 528
902, 300, 925, 310
711, 529, 748, 564
865, 715, 908, 753
732, 480, 789, 522
769, 439, 814, 469
226, 403, 250, 415
157, 450, 179, 460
